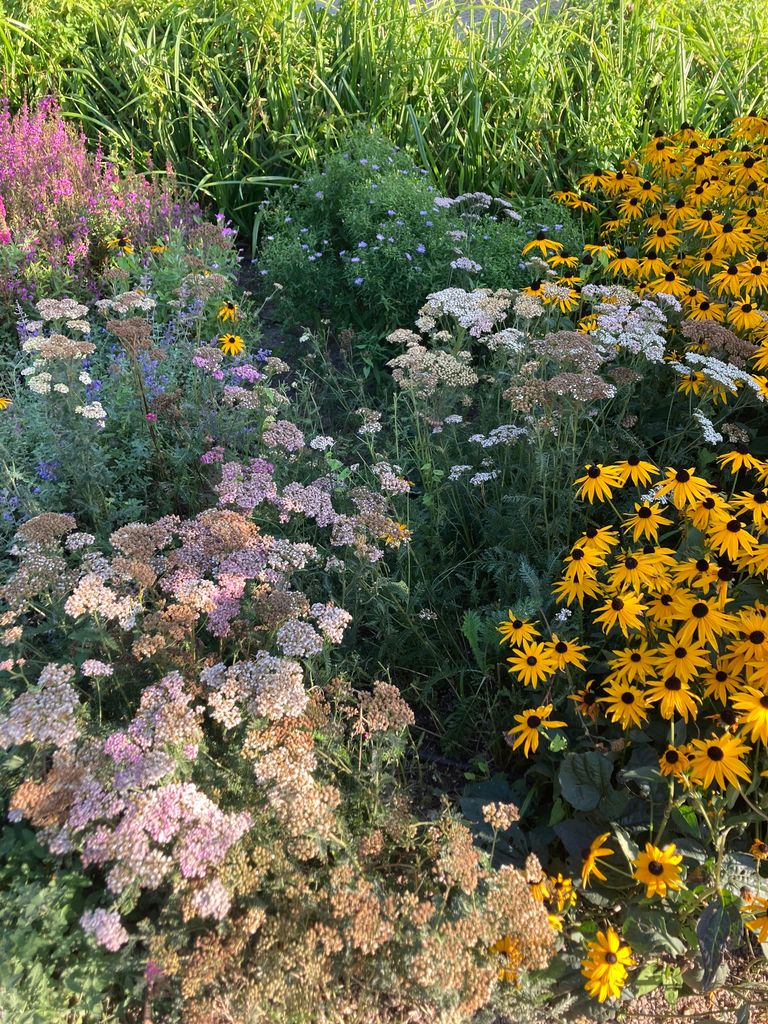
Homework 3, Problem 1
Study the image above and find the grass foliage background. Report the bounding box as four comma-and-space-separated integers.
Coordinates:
2, 0, 768, 235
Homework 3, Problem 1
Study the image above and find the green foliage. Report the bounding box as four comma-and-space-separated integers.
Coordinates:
0, 827, 135, 1022
257, 130, 581, 338
2, 0, 768, 233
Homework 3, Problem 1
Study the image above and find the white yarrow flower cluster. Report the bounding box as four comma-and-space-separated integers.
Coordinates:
693, 409, 724, 445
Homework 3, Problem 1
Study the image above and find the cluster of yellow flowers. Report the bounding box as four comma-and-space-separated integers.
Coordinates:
549, 115, 768, 349
504, 449, 768, 783
216, 300, 245, 356
498, 445, 768, 1000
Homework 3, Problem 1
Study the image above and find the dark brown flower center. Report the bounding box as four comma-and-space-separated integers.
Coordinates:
707, 745, 725, 761
648, 860, 665, 875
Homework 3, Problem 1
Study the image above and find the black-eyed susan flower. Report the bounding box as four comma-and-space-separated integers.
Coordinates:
218, 333, 245, 357
0, 397, 12, 410
506, 640, 558, 688
489, 934, 522, 983
674, 555, 720, 590
601, 680, 649, 729
604, 551, 654, 592
650, 269, 690, 298
607, 641, 655, 684
688, 732, 752, 788
580, 524, 621, 554
574, 463, 623, 503
686, 493, 731, 531
702, 663, 743, 703
646, 588, 687, 627
677, 370, 706, 397
707, 516, 757, 561
505, 703, 566, 757
655, 467, 712, 509
149, 243, 167, 253
594, 591, 646, 637
734, 489, 768, 529
609, 456, 659, 488
563, 545, 606, 581
676, 596, 736, 648
653, 638, 709, 684
728, 300, 764, 332
710, 262, 744, 298
744, 896, 768, 943
581, 832, 614, 888
688, 294, 727, 321
552, 573, 602, 607
633, 842, 684, 898
581, 928, 634, 1003
548, 873, 576, 911
751, 838, 768, 861
731, 687, 768, 745
522, 231, 564, 257
106, 231, 134, 254
622, 502, 672, 542
717, 445, 763, 475
497, 614, 540, 647
645, 674, 701, 722
218, 300, 239, 322
578, 169, 613, 191
545, 634, 589, 671
659, 744, 690, 777
547, 250, 581, 269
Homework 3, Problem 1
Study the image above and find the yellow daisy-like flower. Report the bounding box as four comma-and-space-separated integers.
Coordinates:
579, 525, 621, 554
521, 232, 563, 256
552, 574, 602, 608
707, 516, 757, 561
731, 687, 768, 745
150, 243, 167, 254
607, 641, 655, 684
497, 614, 540, 647
653, 638, 709, 684
622, 502, 672, 542
489, 934, 522, 983
563, 545, 606, 580
218, 333, 245, 357
659, 745, 690, 778
545, 635, 589, 672
218, 300, 239, 322
645, 675, 701, 722
581, 832, 615, 888
702, 663, 742, 703
594, 590, 647, 637
733, 489, 768, 529
106, 231, 134, 254
600, 680, 649, 729
574, 463, 623, 503
0, 397, 12, 410
505, 704, 566, 757
687, 732, 752, 789
569, 682, 603, 720
633, 842, 684, 898
506, 640, 558, 688
744, 896, 768, 943
581, 927, 634, 1003
675, 596, 736, 648
548, 873, 576, 911
751, 838, 768, 861
716, 445, 763, 475
655, 467, 713, 509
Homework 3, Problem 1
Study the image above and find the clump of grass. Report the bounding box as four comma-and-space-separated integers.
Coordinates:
2, 0, 767, 233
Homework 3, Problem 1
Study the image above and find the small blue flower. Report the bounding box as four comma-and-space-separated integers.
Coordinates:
416, 243, 426, 254
354, 276, 364, 285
